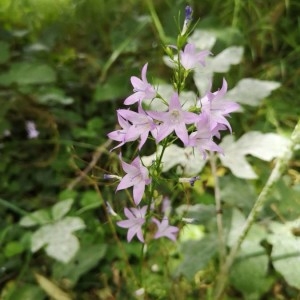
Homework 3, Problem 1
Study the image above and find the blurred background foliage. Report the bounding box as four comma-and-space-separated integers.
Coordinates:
0, 0, 299, 299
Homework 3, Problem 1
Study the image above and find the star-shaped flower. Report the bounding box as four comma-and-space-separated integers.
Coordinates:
117, 206, 147, 242
199, 78, 240, 132
180, 43, 210, 70
107, 113, 138, 150
188, 113, 223, 159
153, 218, 179, 241
124, 63, 156, 105
147, 93, 199, 145
117, 104, 157, 150
116, 156, 151, 205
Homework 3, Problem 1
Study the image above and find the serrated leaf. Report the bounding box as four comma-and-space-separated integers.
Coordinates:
267, 219, 300, 289
219, 132, 290, 179
19, 209, 51, 227
227, 78, 281, 106
51, 199, 74, 221
31, 216, 85, 263
142, 144, 206, 176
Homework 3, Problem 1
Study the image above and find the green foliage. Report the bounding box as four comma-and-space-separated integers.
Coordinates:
0, 0, 299, 299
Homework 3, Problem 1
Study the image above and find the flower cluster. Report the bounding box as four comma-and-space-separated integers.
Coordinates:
107, 6, 239, 243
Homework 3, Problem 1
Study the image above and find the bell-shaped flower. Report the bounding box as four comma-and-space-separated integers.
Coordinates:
180, 43, 210, 70
116, 156, 151, 205
124, 63, 156, 105
188, 113, 223, 159
153, 218, 179, 241
199, 78, 240, 132
147, 93, 199, 145
117, 206, 147, 242
117, 104, 157, 150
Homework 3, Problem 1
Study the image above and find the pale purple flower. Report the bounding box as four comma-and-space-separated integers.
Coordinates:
107, 113, 138, 150
116, 156, 151, 205
180, 43, 210, 70
147, 93, 199, 145
188, 113, 223, 159
26, 121, 39, 139
153, 218, 179, 241
117, 206, 147, 242
124, 63, 156, 105
117, 104, 157, 150
199, 79, 240, 132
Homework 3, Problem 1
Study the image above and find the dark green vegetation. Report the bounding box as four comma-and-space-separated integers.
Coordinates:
0, 0, 299, 299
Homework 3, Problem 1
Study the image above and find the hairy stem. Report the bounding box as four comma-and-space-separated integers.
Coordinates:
213, 120, 300, 299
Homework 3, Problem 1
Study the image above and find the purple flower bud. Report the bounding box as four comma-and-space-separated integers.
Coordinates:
181, 6, 193, 35
185, 6, 193, 21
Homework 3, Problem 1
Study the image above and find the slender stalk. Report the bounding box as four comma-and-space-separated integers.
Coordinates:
209, 152, 226, 266
213, 120, 300, 299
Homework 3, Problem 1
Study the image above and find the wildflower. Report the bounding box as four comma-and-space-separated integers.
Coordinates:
188, 113, 223, 159
26, 121, 39, 139
181, 5, 193, 35
116, 156, 151, 205
199, 78, 240, 132
117, 104, 157, 150
153, 218, 179, 241
180, 43, 210, 70
124, 63, 156, 105
117, 206, 147, 242
107, 113, 137, 150
147, 92, 199, 145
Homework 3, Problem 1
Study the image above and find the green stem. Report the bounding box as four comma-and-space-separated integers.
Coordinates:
209, 152, 226, 266
213, 119, 300, 299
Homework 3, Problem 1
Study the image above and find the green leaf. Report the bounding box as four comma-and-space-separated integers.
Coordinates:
52, 244, 107, 286
4, 241, 24, 257
51, 199, 74, 221
0, 62, 56, 86
31, 216, 85, 263
267, 219, 300, 289
37, 87, 74, 105
0, 41, 10, 64
175, 235, 217, 280
78, 190, 102, 213
1, 283, 45, 300
228, 210, 272, 299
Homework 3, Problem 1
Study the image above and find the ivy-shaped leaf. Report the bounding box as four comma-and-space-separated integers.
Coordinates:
31, 217, 85, 263
226, 78, 281, 107
51, 199, 74, 221
267, 219, 300, 289
219, 131, 290, 179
